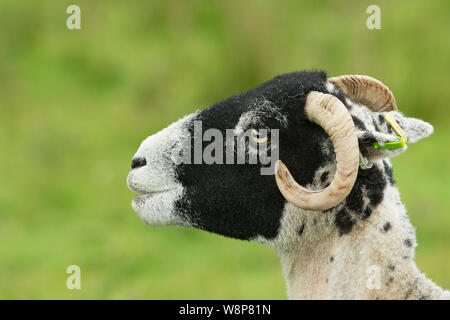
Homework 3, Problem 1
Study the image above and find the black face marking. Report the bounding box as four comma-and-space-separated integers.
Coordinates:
404, 239, 413, 247
383, 222, 392, 232
175, 71, 330, 240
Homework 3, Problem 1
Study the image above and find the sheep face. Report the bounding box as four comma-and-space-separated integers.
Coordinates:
127, 71, 433, 249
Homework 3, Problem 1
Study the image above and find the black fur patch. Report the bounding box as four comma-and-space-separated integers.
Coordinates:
175, 71, 330, 240
387, 123, 394, 134
297, 221, 306, 236
320, 171, 329, 184
351, 115, 366, 130
362, 207, 372, 220
404, 239, 413, 247
383, 222, 392, 232
335, 208, 355, 236
383, 160, 395, 185
334, 163, 387, 234
371, 118, 379, 131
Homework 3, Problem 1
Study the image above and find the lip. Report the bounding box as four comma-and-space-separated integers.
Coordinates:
132, 189, 173, 207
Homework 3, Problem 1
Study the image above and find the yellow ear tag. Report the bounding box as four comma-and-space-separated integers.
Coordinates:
373, 114, 408, 150
385, 113, 408, 143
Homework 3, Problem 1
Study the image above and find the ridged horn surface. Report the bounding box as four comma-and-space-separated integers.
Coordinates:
329, 75, 397, 112
275, 91, 359, 211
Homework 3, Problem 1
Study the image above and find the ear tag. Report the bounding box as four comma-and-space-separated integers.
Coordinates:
373, 114, 408, 150
385, 113, 408, 143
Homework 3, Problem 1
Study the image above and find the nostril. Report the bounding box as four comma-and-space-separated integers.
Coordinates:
131, 157, 147, 169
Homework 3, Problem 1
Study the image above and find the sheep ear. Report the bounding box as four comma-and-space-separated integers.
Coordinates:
392, 113, 434, 143
357, 113, 433, 168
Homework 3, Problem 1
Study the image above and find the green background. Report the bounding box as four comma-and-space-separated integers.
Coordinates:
1, 0, 449, 299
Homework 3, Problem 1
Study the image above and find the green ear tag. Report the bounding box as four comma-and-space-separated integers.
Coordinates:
373, 114, 408, 150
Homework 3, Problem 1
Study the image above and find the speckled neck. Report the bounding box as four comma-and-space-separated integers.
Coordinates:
277, 187, 449, 300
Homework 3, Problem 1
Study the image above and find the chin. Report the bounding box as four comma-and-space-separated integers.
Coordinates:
131, 185, 185, 227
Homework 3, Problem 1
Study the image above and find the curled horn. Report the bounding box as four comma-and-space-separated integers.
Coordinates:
328, 75, 397, 112
275, 91, 359, 211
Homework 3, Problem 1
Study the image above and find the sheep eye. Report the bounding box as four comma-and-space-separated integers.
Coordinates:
251, 129, 270, 144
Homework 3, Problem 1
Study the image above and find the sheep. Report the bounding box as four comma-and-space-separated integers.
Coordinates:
127, 71, 450, 300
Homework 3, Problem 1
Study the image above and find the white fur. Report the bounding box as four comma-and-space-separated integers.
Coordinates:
127, 113, 196, 226
276, 182, 449, 299
234, 99, 288, 135
253, 165, 450, 299
325, 81, 337, 94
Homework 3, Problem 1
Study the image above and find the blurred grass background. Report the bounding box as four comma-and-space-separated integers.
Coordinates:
0, 0, 449, 299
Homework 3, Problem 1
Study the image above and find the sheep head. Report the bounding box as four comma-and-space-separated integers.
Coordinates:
126, 71, 433, 248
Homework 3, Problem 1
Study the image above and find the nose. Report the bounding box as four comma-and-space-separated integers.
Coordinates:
131, 157, 147, 169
